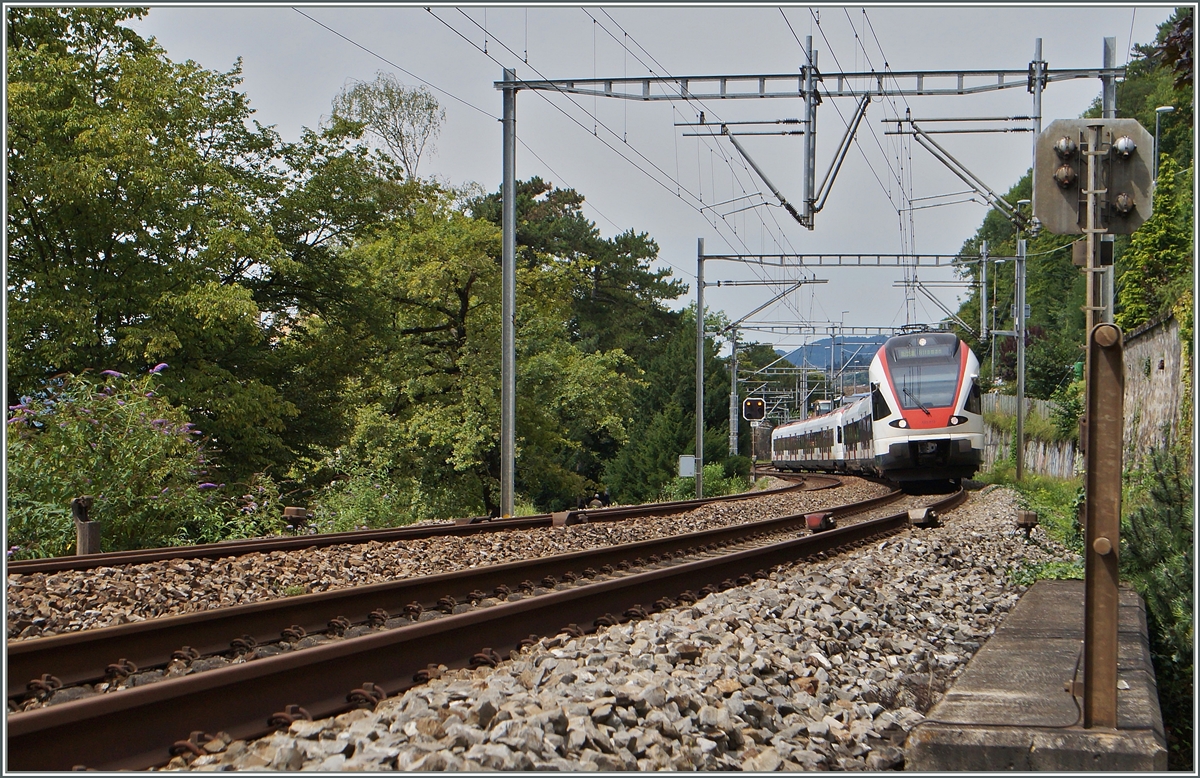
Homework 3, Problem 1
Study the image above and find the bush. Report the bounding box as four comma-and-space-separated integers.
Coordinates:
1120, 444, 1193, 770
659, 462, 750, 501
6, 369, 282, 556
306, 470, 411, 534
1049, 379, 1084, 442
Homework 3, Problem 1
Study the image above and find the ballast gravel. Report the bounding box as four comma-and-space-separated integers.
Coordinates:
160, 485, 1077, 772
6, 479, 890, 641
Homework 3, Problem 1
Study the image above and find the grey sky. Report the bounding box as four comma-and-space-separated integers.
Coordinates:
127, 4, 1168, 355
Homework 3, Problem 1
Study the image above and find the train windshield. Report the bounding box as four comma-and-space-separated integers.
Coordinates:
886, 336, 961, 410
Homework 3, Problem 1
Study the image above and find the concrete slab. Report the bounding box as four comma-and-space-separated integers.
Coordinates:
905, 579, 1168, 771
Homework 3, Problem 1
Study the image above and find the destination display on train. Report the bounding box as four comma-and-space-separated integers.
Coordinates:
892, 344, 955, 359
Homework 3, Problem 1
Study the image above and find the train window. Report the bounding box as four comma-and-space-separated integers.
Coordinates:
885, 335, 962, 409
871, 383, 891, 421
966, 379, 982, 414
892, 364, 961, 409
836, 426, 842, 444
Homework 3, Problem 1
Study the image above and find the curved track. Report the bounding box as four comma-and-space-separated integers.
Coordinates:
6, 475, 830, 576
7, 486, 965, 771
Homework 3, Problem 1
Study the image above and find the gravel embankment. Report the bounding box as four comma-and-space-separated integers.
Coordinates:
162, 485, 1077, 771
7, 479, 890, 640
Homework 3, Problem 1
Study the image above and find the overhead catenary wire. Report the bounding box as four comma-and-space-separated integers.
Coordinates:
439, 7, 785, 270
587, 7, 819, 322
429, 8, 748, 280
588, 9, 805, 259
575, 8, 819, 320
292, 7, 649, 272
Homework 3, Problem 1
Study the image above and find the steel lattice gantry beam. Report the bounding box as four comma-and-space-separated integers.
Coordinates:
734, 323, 949, 337
499, 67, 1123, 101
701, 253, 966, 267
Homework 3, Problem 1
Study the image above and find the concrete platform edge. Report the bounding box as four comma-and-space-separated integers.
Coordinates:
904, 579, 1168, 771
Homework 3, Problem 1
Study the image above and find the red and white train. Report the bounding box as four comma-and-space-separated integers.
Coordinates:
771, 332, 983, 484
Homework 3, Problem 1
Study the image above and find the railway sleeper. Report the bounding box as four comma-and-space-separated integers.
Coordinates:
10, 488, 951, 717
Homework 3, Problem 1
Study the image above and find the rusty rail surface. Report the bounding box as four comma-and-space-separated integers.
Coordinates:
6, 476, 832, 576
8, 489, 964, 771
7, 481, 888, 701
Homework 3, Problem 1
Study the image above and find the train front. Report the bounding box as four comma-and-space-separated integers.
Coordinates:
868, 332, 983, 483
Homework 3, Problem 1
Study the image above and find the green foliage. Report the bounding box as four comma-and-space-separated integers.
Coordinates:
6, 370, 283, 557
982, 407, 1069, 445
1115, 157, 1194, 332
1049, 379, 1085, 442
660, 463, 750, 502
977, 467, 1085, 586
1008, 559, 1085, 588
331, 71, 444, 180
1121, 442, 1193, 771
6, 7, 299, 479
307, 469, 412, 533
602, 306, 740, 505
301, 185, 643, 518
1121, 445, 1193, 661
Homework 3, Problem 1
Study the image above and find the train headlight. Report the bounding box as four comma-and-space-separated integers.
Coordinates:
949, 415, 969, 426
889, 419, 909, 429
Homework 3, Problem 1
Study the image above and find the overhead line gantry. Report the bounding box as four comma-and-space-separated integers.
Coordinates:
494, 39, 1124, 512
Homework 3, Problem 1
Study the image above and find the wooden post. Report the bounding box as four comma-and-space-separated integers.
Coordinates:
71, 496, 100, 555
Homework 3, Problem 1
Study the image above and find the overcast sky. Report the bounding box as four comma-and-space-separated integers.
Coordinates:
127, 4, 1168, 355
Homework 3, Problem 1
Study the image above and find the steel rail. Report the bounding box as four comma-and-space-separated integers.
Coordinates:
7, 484, 894, 701
8, 489, 964, 771
6, 477, 829, 576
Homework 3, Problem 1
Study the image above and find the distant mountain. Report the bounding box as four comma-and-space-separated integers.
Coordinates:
777, 335, 889, 371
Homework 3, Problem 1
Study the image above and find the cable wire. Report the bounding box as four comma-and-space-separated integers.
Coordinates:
292, 7, 679, 276
291, 8, 495, 121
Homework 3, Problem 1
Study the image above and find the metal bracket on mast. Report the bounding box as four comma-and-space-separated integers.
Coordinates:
898, 113, 1028, 230
721, 91, 869, 229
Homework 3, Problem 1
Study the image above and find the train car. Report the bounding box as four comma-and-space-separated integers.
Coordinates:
771, 331, 983, 485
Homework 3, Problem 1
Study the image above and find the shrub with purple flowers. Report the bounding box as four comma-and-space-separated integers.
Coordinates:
7, 370, 283, 556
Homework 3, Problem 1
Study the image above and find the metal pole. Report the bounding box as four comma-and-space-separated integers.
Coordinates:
799, 363, 805, 420
1154, 111, 1162, 181
728, 329, 739, 457
1030, 40, 1044, 227
1101, 37, 1116, 118
802, 36, 817, 229
1015, 238, 1026, 480
1032, 39, 1044, 139
1085, 123, 1103, 336
696, 238, 705, 499
1101, 38, 1116, 324
1082, 322, 1124, 728
980, 240, 989, 340
500, 68, 517, 518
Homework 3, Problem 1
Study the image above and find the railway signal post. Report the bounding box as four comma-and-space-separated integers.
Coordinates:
1034, 105, 1151, 729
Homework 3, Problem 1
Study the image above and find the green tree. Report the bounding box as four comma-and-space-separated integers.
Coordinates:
311, 187, 639, 518
470, 177, 688, 497
7, 7, 295, 478
331, 71, 444, 180
603, 306, 736, 503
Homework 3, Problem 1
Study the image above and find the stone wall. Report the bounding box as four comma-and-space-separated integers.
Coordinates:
1122, 316, 1186, 463
981, 392, 1079, 480
982, 423, 1080, 480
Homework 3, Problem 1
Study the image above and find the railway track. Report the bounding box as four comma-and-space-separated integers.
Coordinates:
7, 485, 964, 771
6, 474, 829, 576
